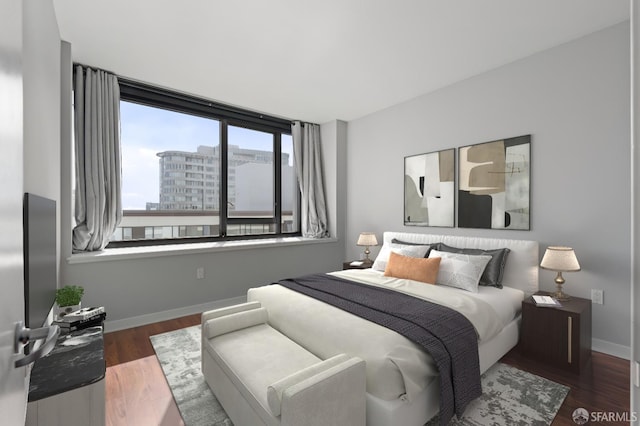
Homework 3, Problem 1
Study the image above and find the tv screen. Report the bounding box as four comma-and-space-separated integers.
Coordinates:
23, 193, 57, 329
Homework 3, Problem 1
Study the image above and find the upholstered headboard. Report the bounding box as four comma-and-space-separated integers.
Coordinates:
383, 232, 539, 295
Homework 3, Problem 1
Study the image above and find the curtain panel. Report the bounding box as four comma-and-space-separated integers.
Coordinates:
72, 65, 122, 252
292, 121, 329, 238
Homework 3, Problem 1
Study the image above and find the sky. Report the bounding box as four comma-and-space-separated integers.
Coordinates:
120, 101, 293, 210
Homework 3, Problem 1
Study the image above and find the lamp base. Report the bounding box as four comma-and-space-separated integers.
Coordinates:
552, 272, 570, 301
551, 290, 571, 301
363, 247, 371, 263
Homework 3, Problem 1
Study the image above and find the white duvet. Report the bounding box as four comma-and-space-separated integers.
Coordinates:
247, 269, 524, 402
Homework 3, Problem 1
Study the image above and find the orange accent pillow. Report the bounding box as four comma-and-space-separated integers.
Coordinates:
383, 251, 441, 284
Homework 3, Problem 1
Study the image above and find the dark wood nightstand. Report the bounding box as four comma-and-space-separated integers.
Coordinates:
519, 292, 592, 374
342, 261, 373, 270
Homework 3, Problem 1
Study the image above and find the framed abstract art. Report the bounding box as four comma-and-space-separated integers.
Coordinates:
404, 149, 455, 227
457, 135, 531, 230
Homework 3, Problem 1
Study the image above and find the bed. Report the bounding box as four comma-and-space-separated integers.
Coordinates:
247, 232, 539, 426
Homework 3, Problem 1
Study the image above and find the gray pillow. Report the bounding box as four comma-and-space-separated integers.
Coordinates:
391, 239, 441, 258
436, 243, 510, 288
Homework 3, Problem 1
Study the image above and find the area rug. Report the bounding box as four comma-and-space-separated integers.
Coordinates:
151, 325, 569, 426
425, 363, 570, 425
150, 325, 232, 426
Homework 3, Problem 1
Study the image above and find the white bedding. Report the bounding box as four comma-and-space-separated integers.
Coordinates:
247, 269, 524, 402
332, 269, 524, 341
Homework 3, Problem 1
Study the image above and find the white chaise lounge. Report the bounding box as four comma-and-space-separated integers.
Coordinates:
201, 301, 367, 426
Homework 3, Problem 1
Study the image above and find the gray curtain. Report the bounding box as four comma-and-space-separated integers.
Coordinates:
72, 65, 122, 252
292, 121, 329, 238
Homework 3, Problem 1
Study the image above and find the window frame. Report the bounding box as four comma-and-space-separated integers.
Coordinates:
108, 79, 300, 248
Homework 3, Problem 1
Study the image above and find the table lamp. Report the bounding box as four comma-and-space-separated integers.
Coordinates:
540, 246, 581, 300
357, 232, 378, 264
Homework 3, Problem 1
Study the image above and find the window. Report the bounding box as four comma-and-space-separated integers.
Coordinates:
109, 80, 300, 247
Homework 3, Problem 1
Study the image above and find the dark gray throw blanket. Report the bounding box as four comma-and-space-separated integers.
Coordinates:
276, 273, 481, 426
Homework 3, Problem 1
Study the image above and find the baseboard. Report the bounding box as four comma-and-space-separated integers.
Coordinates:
103, 295, 247, 333
592, 337, 631, 360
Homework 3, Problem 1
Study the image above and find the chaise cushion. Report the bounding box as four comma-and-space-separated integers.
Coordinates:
205, 323, 322, 423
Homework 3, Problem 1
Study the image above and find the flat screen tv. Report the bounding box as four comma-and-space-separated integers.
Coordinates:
23, 193, 57, 330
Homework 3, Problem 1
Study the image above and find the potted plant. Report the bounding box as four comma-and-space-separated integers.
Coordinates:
55, 285, 84, 319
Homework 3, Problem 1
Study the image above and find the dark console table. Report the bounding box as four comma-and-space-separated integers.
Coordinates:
26, 326, 106, 426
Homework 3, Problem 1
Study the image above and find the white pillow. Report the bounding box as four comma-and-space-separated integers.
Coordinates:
428, 249, 492, 293
372, 242, 431, 271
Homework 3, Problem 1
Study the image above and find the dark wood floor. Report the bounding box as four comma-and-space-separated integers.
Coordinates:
104, 314, 201, 426
104, 314, 630, 426
501, 350, 630, 425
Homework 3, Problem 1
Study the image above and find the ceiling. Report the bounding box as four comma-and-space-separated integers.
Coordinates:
52, 0, 629, 124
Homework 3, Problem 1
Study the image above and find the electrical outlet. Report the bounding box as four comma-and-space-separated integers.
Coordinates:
591, 289, 604, 305
196, 267, 205, 280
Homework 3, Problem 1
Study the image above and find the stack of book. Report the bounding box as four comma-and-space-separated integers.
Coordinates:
531, 295, 562, 307
53, 306, 106, 332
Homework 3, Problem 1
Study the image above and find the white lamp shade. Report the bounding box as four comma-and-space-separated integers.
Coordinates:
357, 232, 378, 247
540, 246, 581, 272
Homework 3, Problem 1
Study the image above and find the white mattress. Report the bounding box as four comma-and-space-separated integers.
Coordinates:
248, 269, 525, 402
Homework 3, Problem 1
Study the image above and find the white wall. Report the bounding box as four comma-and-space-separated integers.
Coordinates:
321, 120, 348, 242
65, 241, 342, 327
346, 23, 631, 355
23, 0, 60, 201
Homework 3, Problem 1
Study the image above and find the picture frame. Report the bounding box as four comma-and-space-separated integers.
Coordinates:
457, 135, 531, 230
404, 148, 455, 227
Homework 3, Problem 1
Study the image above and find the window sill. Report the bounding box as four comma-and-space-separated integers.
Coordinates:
67, 236, 338, 264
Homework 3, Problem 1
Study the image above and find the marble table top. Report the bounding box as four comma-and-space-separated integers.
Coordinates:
28, 325, 105, 402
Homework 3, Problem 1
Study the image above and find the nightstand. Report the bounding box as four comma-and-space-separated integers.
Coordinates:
342, 261, 373, 270
519, 292, 591, 374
